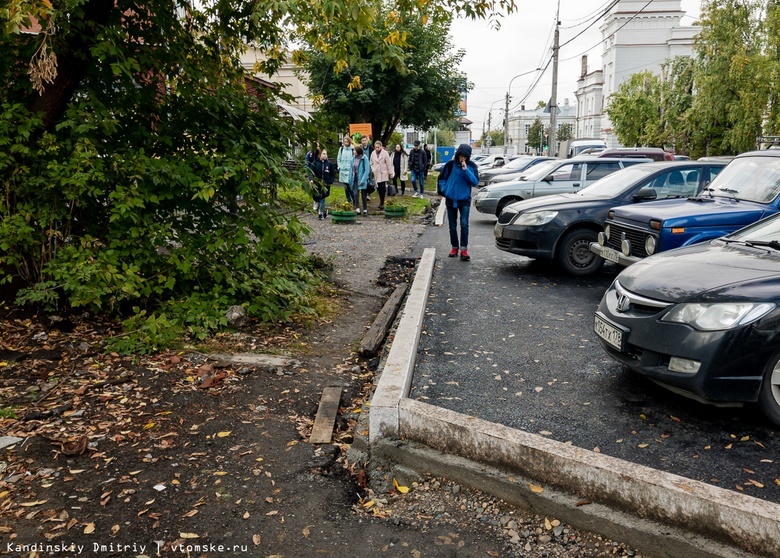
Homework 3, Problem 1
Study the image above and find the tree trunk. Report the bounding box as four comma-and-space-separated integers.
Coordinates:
29, 0, 115, 130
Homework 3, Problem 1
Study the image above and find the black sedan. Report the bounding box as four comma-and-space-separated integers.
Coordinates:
494, 161, 727, 275
594, 213, 780, 427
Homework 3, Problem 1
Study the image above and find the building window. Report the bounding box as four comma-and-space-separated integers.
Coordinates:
406, 132, 417, 145
524, 124, 531, 135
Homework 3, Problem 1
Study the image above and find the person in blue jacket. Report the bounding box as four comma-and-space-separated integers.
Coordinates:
350, 145, 371, 215
438, 144, 479, 261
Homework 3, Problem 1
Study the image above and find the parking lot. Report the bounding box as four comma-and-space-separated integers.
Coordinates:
411, 211, 780, 504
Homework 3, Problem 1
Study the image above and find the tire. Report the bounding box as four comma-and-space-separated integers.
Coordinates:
556, 228, 604, 276
758, 352, 780, 427
496, 197, 522, 217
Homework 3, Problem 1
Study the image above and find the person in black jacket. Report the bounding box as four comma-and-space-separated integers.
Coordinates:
408, 140, 427, 198
311, 149, 335, 219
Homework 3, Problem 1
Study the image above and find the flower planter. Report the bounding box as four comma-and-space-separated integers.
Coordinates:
384, 207, 407, 219
331, 210, 357, 224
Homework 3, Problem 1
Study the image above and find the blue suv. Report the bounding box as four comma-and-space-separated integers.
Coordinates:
591, 151, 780, 267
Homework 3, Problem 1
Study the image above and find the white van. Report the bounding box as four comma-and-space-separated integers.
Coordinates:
561, 138, 607, 158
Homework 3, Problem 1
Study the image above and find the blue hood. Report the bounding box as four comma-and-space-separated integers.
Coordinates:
455, 144, 472, 160
611, 196, 776, 228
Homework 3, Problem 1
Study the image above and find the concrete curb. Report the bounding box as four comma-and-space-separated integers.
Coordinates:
368, 246, 780, 557
368, 247, 436, 445
434, 199, 446, 226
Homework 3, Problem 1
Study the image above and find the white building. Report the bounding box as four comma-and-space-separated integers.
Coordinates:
575, 0, 700, 148
506, 98, 577, 155
239, 46, 314, 115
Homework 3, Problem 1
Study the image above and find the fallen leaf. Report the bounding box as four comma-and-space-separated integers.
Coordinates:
544, 518, 552, 530
303, 525, 312, 538
638, 444, 649, 448
639, 414, 647, 420
217, 431, 231, 438
529, 484, 543, 494
393, 478, 409, 494
83, 523, 95, 534
748, 479, 765, 488
214, 471, 228, 476
670, 415, 681, 422
740, 436, 750, 442
182, 510, 198, 518
266, 510, 279, 516
143, 422, 155, 430
243, 511, 250, 519
252, 534, 261, 545
111, 525, 120, 535
20, 500, 48, 507
180, 532, 199, 539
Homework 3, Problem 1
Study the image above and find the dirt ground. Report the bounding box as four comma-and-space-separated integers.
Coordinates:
0, 203, 645, 558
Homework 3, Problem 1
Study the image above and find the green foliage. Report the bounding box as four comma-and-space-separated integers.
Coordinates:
606, 71, 664, 147
488, 129, 504, 147
557, 123, 574, 143
302, 11, 469, 145
0, 407, 17, 419
527, 118, 546, 152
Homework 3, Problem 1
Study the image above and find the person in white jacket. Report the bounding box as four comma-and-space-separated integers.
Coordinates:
337, 136, 355, 206
370, 141, 395, 210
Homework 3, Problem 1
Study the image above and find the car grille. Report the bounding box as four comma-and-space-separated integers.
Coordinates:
605, 222, 650, 258
495, 238, 512, 250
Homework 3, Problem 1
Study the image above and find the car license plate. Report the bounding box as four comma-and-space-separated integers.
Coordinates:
599, 246, 621, 264
594, 314, 626, 351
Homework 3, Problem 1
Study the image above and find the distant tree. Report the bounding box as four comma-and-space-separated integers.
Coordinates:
488, 129, 504, 146
303, 13, 468, 145
527, 118, 545, 152
606, 71, 664, 147
659, 57, 696, 155
557, 123, 574, 142
427, 129, 455, 147
691, 0, 768, 155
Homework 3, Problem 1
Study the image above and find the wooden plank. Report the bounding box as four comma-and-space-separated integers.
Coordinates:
358, 284, 409, 357
309, 386, 343, 444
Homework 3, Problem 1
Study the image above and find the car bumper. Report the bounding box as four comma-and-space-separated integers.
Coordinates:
494, 223, 557, 259
474, 197, 498, 215
594, 290, 767, 404
590, 242, 640, 267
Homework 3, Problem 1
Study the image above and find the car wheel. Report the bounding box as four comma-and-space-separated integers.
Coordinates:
496, 197, 522, 217
556, 229, 604, 276
758, 353, 780, 427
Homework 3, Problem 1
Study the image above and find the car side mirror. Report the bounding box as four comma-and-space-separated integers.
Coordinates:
633, 187, 657, 201
543, 174, 554, 182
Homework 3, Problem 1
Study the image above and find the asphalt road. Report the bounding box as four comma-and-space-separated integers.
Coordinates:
411, 204, 780, 504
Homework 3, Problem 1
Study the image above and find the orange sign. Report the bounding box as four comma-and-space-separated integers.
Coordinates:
349, 123, 372, 139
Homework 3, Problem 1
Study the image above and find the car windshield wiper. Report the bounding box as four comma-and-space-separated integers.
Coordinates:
744, 239, 780, 251
715, 187, 740, 198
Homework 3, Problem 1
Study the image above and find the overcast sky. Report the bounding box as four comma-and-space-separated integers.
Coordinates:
449, 0, 702, 139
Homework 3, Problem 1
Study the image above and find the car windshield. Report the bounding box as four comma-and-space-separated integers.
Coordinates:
728, 213, 780, 243
576, 165, 658, 197
701, 156, 780, 202
501, 157, 535, 171
516, 160, 561, 182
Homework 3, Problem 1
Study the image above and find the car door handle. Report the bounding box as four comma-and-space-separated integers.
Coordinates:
573, 183, 580, 187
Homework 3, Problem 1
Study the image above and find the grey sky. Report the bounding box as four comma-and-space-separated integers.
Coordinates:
450, 0, 702, 140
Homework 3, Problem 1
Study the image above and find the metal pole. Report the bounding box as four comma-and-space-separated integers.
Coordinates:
503, 91, 509, 156
549, 1, 560, 156
486, 111, 492, 154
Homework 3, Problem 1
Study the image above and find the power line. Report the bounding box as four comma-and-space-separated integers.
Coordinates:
560, 0, 619, 30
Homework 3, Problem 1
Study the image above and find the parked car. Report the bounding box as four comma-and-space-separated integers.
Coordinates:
479, 156, 557, 186
591, 150, 780, 268
596, 147, 674, 162
494, 161, 728, 275
433, 153, 488, 172
473, 157, 651, 216
476, 154, 509, 169
594, 212, 780, 426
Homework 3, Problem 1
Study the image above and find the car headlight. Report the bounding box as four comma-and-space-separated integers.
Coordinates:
512, 211, 558, 226
661, 302, 775, 331
645, 235, 657, 255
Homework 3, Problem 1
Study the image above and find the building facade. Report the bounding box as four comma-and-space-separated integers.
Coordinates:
576, 0, 700, 148
507, 98, 577, 155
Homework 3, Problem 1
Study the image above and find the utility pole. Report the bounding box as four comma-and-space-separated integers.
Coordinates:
486, 111, 492, 154
549, 0, 560, 156
503, 91, 510, 156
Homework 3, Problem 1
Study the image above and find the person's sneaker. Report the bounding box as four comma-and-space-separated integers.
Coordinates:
460, 250, 470, 261
318, 213, 323, 220
448, 248, 459, 258
363, 209, 368, 216
312, 202, 318, 211
378, 205, 384, 210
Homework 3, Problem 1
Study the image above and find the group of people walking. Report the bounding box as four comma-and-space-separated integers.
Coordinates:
308, 136, 434, 218
307, 137, 477, 262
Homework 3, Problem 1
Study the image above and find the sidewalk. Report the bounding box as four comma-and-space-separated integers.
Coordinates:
364, 231, 780, 558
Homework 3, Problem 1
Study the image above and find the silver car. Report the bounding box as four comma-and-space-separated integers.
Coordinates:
473, 157, 651, 216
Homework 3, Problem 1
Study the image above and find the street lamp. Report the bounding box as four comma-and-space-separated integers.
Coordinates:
504, 68, 541, 156
483, 98, 503, 154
